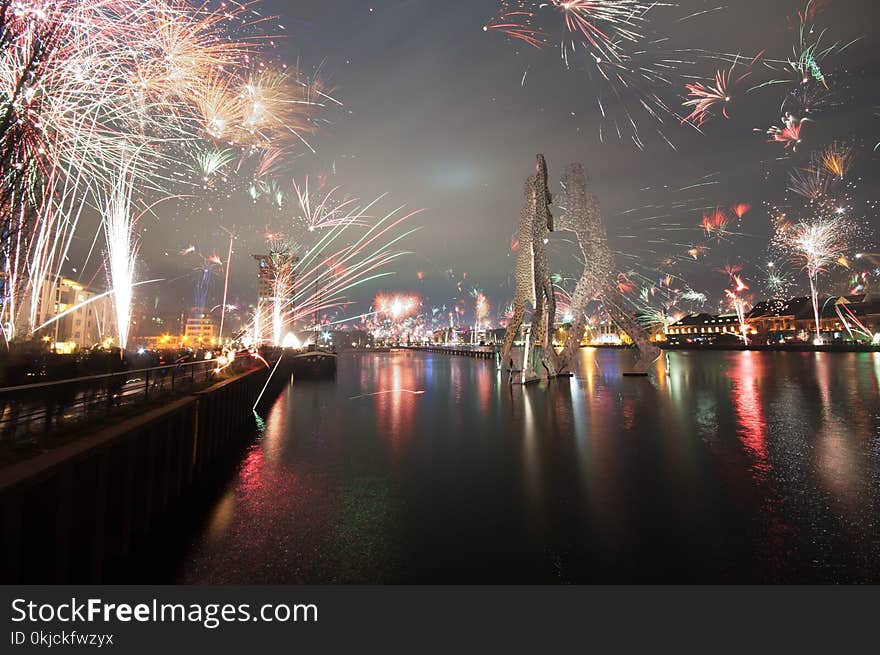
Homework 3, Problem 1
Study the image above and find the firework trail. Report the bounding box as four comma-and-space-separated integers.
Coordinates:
484, 0, 716, 148
100, 159, 138, 351
471, 289, 490, 331
724, 274, 750, 344
250, 198, 422, 346
787, 165, 832, 200
266, 238, 296, 347
483, 4, 546, 49
292, 177, 369, 231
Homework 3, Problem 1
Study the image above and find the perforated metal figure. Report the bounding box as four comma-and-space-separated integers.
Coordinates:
556, 162, 660, 375
501, 155, 557, 380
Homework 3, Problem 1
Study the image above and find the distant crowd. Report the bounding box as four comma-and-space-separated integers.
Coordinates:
0, 346, 205, 388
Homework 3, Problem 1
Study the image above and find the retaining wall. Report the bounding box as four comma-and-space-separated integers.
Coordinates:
0, 358, 293, 583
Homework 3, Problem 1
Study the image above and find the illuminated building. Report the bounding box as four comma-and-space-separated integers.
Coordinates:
253, 254, 276, 305
184, 308, 216, 345
26, 276, 112, 351
666, 313, 745, 345
747, 295, 880, 343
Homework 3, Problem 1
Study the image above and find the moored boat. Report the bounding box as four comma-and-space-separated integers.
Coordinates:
291, 344, 337, 379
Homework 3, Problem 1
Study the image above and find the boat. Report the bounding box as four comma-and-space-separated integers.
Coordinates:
291, 344, 337, 379
291, 278, 337, 379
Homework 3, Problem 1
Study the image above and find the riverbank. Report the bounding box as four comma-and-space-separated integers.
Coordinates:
388, 342, 880, 356
659, 343, 880, 353
0, 355, 294, 583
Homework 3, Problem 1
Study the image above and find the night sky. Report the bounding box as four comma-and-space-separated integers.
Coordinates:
107, 0, 880, 329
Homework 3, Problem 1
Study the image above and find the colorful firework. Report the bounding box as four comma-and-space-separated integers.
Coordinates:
484, 0, 709, 148
820, 142, 854, 179
483, 5, 546, 49
682, 56, 760, 128
192, 147, 236, 183
732, 203, 752, 220
249, 199, 422, 345
776, 217, 851, 342
787, 165, 832, 200
765, 114, 809, 150
679, 289, 707, 305
724, 274, 751, 344
374, 292, 420, 322
0, 0, 337, 348
473, 290, 490, 329
753, 1, 859, 94
765, 269, 793, 297
292, 177, 369, 232
701, 207, 732, 240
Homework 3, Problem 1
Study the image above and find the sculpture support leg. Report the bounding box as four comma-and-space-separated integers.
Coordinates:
558, 269, 594, 374
501, 302, 525, 372
540, 277, 559, 376
605, 296, 661, 375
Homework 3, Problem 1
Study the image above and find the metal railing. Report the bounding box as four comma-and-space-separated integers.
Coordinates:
0, 358, 241, 446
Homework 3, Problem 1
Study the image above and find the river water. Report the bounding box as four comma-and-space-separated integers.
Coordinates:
158, 349, 880, 583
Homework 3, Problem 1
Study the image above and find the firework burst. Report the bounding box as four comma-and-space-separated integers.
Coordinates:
776, 217, 851, 342
250, 199, 422, 345
484, 0, 710, 148
701, 207, 732, 240
820, 141, 854, 179
682, 55, 760, 128
375, 292, 420, 322
765, 113, 809, 150
787, 165, 832, 200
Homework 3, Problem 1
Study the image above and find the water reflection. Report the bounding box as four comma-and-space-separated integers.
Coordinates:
368, 352, 422, 464
164, 349, 880, 584
728, 351, 769, 478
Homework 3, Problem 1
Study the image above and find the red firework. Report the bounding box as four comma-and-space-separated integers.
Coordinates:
701, 207, 731, 239
682, 53, 761, 127
483, 10, 547, 49
767, 114, 809, 150
732, 202, 752, 219
682, 70, 742, 127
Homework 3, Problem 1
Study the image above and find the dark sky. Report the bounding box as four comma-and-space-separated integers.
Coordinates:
125, 0, 880, 327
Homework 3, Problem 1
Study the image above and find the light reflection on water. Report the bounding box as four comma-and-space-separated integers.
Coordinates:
172, 349, 880, 583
